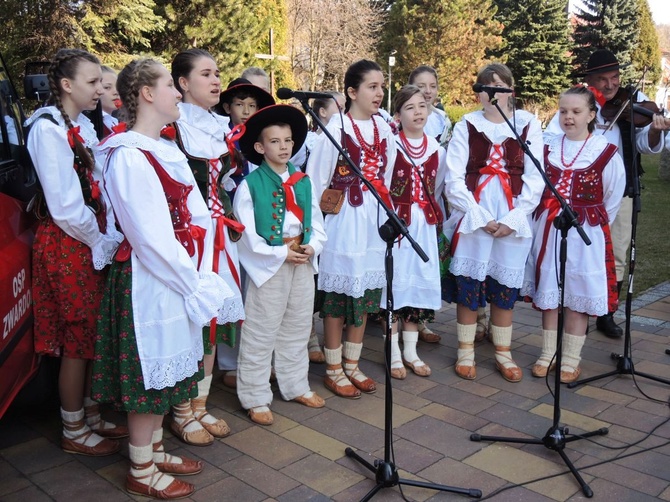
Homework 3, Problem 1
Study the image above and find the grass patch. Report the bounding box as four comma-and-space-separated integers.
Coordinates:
628, 153, 670, 295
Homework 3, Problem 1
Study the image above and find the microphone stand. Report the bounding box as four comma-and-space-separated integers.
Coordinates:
294, 94, 481, 501
469, 91, 608, 498
568, 84, 670, 389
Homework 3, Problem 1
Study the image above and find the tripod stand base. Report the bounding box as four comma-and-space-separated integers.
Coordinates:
345, 447, 482, 501
567, 353, 670, 388
471, 425, 608, 498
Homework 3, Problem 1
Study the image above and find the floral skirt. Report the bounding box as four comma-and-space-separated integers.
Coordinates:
437, 230, 451, 279
92, 260, 200, 415
203, 322, 237, 354
442, 274, 518, 311
317, 289, 382, 327
32, 218, 106, 359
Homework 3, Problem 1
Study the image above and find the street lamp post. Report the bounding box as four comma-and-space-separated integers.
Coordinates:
387, 51, 396, 113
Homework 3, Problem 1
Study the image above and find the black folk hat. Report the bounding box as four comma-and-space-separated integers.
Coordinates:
239, 104, 308, 166
580, 49, 630, 76
217, 77, 275, 114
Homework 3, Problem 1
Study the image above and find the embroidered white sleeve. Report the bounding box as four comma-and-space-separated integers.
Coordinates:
90, 232, 124, 271
185, 271, 230, 326
498, 207, 532, 238
457, 205, 495, 234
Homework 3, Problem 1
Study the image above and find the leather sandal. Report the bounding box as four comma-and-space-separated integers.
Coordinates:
455, 342, 476, 380
309, 349, 326, 363
418, 325, 441, 344
560, 365, 581, 384
170, 413, 214, 446
126, 464, 194, 499
390, 365, 407, 380
221, 371, 237, 389
343, 358, 377, 393
84, 404, 129, 439
248, 407, 274, 426
292, 393, 326, 408
61, 434, 120, 457
153, 441, 203, 476
324, 369, 361, 399
191, 397, 230, 438
494, 345, 523, 383
403, 358, 431, 377
531, 360, 556, 378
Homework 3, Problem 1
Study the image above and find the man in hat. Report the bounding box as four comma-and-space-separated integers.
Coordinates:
233, 104, 327, 425
546, 48, 670, 337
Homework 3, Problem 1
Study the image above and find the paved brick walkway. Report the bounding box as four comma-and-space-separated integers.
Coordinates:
1, 283, 669, 501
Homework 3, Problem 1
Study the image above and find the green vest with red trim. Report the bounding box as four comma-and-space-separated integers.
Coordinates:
245, 160, 313, 246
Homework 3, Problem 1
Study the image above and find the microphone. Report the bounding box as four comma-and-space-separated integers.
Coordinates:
277, 88, 334, 101
472, 83, 513, 94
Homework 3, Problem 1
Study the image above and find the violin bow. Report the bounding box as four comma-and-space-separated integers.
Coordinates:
605, 67, 648, 132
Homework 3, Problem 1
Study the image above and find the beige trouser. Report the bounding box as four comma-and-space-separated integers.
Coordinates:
237, 261, 314, 409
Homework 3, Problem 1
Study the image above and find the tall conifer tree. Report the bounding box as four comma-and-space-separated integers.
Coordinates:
487, 0, 572, 108
572, 0, 639, 82
153, 0, 272, 84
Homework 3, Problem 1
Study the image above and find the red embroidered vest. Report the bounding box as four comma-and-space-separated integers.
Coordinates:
465, 121, 527, 197
328, 129, 387, 208
389, 150, 442, 226
115, 150, 203, 262
537, 143, 618, 226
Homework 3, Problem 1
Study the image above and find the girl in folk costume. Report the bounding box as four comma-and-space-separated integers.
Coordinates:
523, 86, 625, 383
408, 65, 452, 147
169, 48, 245, 445
443, 63, 544, 383
25, 48, 126, 457
407, 65, 452, 345
384, 85, 447, 379
100, 66, 120, 136
306, 59, 397, 398
93, 59, 230, 499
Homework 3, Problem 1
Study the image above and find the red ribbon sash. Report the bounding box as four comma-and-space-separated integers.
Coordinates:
282, 172, 308, 222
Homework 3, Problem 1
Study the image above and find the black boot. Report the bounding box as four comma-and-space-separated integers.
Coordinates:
596, 313, 623, 338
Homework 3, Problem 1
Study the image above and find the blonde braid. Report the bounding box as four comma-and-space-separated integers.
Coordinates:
117, 58, 163, 129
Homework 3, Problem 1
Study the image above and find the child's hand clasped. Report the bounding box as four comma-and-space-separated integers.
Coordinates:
483, 221, 513, 238
286, 245, 313, 265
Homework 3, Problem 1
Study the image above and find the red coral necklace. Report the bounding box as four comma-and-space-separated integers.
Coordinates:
561, 133, 591, 168
399, 130, 428, 159
348, 113, 381, 159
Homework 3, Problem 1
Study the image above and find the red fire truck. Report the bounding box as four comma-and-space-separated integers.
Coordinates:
0, 53, 42, 417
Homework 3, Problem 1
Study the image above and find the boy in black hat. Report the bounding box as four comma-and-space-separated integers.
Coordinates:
215, 78, 275, 201
545, 48, 670, 338
233, 105, 327, 425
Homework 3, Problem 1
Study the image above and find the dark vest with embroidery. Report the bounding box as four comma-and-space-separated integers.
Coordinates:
389, 149, 442, 226
538, 143, 618, 226
327, 129, 387, 208
464, 121, 527, 197
173, 122, 235, 216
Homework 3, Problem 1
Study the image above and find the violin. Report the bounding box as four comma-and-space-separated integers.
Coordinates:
600, 87, 662, 127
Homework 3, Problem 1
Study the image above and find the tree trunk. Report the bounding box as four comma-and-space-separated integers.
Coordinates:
659, 147, 670, 182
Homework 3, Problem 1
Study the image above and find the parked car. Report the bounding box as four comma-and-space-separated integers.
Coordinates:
0, 52, 41, 418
